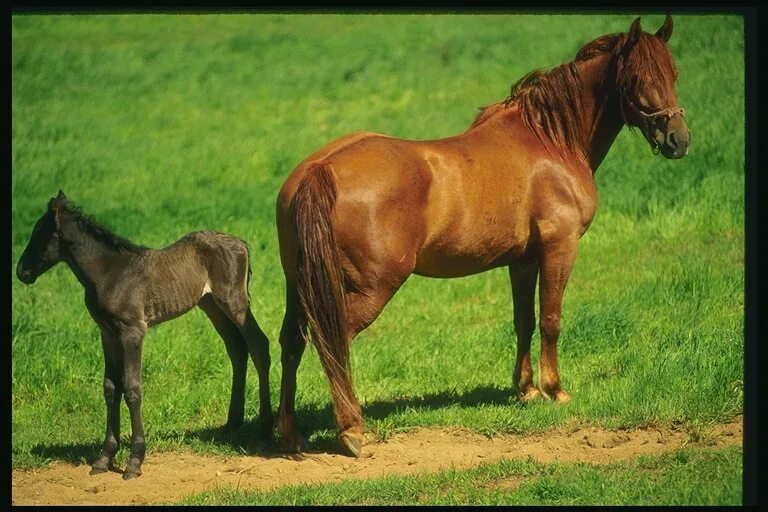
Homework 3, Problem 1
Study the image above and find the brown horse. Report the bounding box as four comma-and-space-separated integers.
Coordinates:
275, 16, 690, 457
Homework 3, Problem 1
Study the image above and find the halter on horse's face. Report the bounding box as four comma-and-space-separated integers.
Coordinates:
618, 16, 690, 159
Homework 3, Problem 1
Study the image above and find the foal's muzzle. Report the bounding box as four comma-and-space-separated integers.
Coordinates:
16, 262, 36, 285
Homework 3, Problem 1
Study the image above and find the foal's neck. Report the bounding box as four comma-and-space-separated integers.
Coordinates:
572, 54, 625, 171
59, 217, 138, 290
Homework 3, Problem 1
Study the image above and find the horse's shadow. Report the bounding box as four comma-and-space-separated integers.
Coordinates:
363, 384, 518, 419
25, 384, 520, 465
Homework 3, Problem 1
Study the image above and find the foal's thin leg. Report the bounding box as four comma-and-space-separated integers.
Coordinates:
276, 284, 307, 453
198, 296, 248, 429
509, 261, 540, 401
238, 309, 273, 437
90, 331, 123, 475
538, 237, 578, 403
119, 322, 147, 479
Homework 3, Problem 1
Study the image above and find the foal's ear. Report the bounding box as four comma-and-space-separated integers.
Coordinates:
655, 15, 674, 42
49, 192, 65, 226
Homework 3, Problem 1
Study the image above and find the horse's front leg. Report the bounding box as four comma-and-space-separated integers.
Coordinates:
538, 236, 578, 403
90, 330, 123, 475
509, 261, 540, 401
118, 321, 147, 479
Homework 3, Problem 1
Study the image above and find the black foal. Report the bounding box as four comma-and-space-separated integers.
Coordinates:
16, 191, 273, 479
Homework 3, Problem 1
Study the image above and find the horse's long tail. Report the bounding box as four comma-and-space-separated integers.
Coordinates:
292, 163, 361, 430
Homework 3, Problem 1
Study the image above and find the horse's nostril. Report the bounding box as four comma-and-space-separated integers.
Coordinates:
668, 131, 678, 148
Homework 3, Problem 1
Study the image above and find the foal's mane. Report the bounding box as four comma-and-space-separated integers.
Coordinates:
61, 201, 147, 254
472, 30, 678, 157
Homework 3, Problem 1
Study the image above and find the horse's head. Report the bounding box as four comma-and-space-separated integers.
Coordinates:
17, 190, 68, 285
617, 15, 690, 159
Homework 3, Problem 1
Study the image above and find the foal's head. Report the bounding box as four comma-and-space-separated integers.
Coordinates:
16, 191, 68, 284
613, 15, 690, 159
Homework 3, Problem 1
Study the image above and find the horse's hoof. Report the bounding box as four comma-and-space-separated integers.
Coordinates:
338, 432, 363, 458
122, 468, 142, 480
517, 387, 541, 402
541, 388, 572, 404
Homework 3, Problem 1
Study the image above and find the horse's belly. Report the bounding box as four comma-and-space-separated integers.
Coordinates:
413, 240, 528, 278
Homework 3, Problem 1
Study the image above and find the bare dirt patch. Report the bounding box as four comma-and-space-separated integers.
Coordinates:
12, 417, 742, 505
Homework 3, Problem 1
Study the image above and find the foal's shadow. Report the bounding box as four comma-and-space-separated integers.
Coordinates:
29, 442, 100, 467
26, 384, 522, 464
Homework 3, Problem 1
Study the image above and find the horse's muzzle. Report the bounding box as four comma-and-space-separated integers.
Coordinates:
659, 116, 690, 159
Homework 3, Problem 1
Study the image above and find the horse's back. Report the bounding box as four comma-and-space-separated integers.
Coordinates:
277, 131, 391, 210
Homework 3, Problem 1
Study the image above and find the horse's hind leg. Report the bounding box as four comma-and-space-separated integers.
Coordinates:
333, 285, 401, 457
198, 295, 248, 429
509, 261, 541, 401
90, 330, 123, 475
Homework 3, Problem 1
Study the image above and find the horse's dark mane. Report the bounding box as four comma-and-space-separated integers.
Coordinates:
61, 201, 148, 254
472, 31, 678, 158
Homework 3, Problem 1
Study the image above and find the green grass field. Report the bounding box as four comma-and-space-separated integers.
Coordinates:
12, 13, 744, 505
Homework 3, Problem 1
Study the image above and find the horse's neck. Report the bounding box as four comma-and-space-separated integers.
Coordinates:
573, 55, 625, 171
60, 220, 126, 289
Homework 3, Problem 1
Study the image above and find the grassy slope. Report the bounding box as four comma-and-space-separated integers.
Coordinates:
12, 13, 743, 492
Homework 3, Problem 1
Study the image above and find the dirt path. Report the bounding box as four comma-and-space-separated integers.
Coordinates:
12, 417, 742, 505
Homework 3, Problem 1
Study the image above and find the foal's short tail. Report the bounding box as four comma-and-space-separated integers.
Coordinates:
292, 163, 361, 430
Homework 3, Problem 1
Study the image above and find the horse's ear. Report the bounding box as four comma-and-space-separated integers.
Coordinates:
628, 17, 642, 45
56, 190, 67, 201
655, 15, 674, 42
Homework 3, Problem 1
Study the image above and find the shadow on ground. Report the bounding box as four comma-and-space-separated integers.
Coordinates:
21, 384, 523, 464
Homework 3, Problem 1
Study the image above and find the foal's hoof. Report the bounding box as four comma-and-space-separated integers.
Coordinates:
122, 466, 142, 480
259, 415, 275, 440
338, 432, 363, 458
89, 465, 109, 476
223, 418, 244, 432
89, 457, 113, 475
